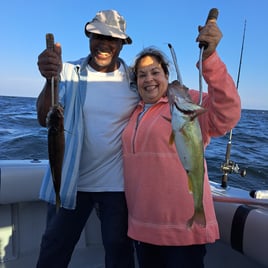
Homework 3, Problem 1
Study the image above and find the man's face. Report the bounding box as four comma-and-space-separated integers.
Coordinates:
89, 33, 123, 72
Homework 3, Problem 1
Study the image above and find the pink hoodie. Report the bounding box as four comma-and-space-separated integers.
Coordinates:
122, 52, 241, 246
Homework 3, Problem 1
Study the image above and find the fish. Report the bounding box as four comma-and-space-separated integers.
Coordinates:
167, 80, 207, 228
47, 104, 65, 212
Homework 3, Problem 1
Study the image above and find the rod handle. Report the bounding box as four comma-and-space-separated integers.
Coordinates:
199, 8, 219, 49
45, 33, 57, 106
205, 8, 219, 24
46, 33, 55, 51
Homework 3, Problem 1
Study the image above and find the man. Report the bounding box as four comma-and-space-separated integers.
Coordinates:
36, 10, 139, 268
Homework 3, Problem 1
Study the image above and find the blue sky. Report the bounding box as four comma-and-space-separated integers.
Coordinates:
0, 0, 267, 110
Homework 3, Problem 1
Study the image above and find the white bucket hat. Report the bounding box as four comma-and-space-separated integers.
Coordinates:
85, 10, 132, 44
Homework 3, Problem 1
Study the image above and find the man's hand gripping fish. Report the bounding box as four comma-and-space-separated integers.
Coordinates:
167, 80, 206, 227
46, 33, 64, 212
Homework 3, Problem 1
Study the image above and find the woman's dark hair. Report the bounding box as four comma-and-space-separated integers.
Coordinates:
132, 47, 170, 81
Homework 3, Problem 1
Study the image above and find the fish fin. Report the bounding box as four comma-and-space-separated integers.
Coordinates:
174, 101, 196, 112
190, 108, 207, 121
169, 131, 175, 145
174, 101, 207, 117
188, 177, 193, 193
187, 209, 206, 228
161, 115, 176, 145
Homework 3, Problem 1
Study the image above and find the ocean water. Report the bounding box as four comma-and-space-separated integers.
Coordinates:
0, 95, 267, 192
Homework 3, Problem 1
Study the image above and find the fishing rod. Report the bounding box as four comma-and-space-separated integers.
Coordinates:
168, 8, 219, 106
220, 20, 247, 188
198, 8, 219, 106
168, 43, 183, 85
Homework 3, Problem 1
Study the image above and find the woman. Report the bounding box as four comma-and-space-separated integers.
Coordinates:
122, 23, 241, 268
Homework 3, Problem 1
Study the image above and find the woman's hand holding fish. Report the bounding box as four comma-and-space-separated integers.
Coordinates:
37, 43, 62, 81
196, 21, 222, 60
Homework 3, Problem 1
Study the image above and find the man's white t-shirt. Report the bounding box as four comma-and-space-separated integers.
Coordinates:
78, 64, 138, 192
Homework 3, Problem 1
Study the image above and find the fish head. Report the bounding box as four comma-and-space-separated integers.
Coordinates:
167, 80, 194, 113
167, 80, 190, 102
167, 80, 206, 120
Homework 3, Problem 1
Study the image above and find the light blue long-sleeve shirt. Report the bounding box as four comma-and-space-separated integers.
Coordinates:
39, 56, 139, 209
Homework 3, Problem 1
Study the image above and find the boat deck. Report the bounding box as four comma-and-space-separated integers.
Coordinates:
0, 240, 265, 268
0, 160, 267, 267
0, 201, 266, 268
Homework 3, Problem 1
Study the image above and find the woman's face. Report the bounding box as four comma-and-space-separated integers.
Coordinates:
136, 55, 169, 104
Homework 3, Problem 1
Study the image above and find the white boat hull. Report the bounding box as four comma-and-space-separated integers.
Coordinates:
0, 160, 267, 267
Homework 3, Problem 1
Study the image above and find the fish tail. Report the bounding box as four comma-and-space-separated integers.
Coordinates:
187, 208, 206, 228
55, 193, 61, 213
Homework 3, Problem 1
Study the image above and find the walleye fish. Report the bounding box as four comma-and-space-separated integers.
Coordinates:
47, 104, 64, 211
167, 80, 206, 227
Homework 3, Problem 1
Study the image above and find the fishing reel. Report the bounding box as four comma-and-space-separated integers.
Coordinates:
220, 159, 247, 188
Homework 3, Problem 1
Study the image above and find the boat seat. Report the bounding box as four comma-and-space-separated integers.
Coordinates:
0, 160, 46, 204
